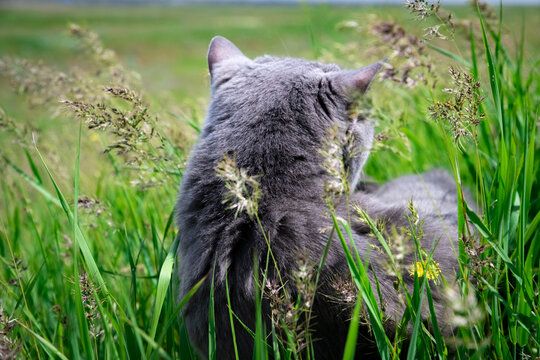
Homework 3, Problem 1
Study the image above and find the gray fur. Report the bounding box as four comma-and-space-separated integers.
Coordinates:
175, 36, 459, 359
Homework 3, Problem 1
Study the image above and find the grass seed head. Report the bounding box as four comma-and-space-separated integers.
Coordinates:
293, 252, 316, 310
461, 233, 495, 287
7, 257, 27, 288
319, 125, 350, 209
264, 252, 317, 354
470, 0, 496, 20
445, 285, 484, 336
370, 21, 434, 88
69, 23, 129, 84
0, 108, 32, 147
331, 276, 358, 305
79, 273, 104, 339
0, 300, 20, 360
405, 0, 440, 20
428, 66, 485, 144
215, 153, 262, 219
423, 25, 446, 40
78, 195, 105, 215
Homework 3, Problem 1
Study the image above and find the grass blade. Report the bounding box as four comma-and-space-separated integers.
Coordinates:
33, 146, 109, 295
426, 43, 472, 68
146, 235, 179, 357
16, 320, 70, 360
478, 5, 504, 140
342, 296, 363, 360
225, 267, 240, 360
208, 266, 217, 360
331, 214, 391, 360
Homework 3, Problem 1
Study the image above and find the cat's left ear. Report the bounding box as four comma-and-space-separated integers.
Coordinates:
331, 59, 388, 94
207, 36, 250, 74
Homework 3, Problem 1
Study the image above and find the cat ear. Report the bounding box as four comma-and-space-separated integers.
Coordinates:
332, 59, 388, 94
207, 36, 249, 73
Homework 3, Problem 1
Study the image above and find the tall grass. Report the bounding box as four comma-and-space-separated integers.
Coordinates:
0, 2, 538, 359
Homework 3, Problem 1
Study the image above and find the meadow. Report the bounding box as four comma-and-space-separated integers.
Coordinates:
0, 2, 539, 359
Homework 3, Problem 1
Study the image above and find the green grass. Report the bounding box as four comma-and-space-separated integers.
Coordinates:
0, 2, 539, 359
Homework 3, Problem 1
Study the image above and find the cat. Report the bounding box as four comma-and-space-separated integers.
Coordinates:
175, 36, 459, 359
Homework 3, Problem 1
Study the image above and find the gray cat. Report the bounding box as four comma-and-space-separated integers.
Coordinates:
175, 36, 459, 359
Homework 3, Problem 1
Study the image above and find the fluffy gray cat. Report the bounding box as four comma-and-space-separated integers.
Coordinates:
175, 36, 459, 359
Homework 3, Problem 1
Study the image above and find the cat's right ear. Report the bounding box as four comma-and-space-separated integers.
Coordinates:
331, 59, 388, 95
207, 36, 249, 75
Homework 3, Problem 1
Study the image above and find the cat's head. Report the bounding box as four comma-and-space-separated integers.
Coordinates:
204, 36, 385, 191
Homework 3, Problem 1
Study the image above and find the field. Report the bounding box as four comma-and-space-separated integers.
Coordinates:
0, 2, 539, 359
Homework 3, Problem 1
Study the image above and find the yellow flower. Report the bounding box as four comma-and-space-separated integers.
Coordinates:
409, 260, 441, 281
89, 133, 100, 142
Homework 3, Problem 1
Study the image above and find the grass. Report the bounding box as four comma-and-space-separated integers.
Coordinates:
0, 2, 539, 359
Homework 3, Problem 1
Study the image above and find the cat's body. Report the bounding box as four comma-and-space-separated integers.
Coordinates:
176, 37, 458, 359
